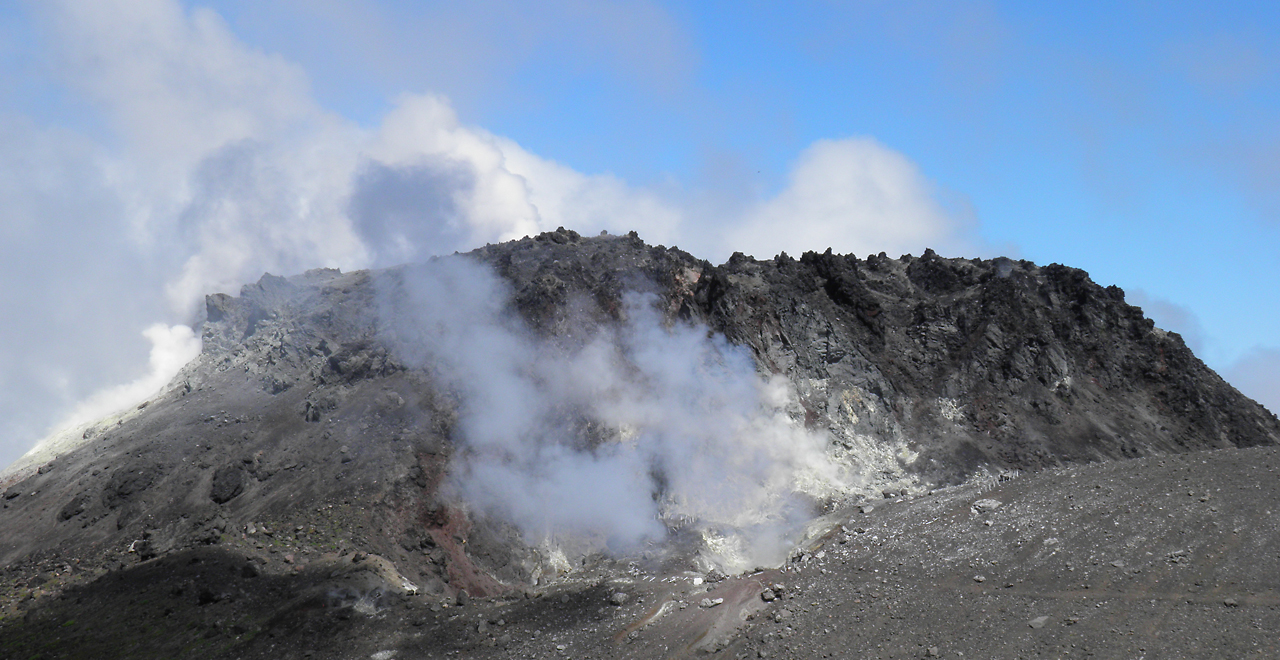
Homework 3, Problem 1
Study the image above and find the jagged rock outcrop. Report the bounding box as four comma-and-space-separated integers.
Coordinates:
471, 230, 1277, 478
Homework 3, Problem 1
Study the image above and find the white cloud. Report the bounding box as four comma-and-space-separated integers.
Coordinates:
0, 113, 163, 470
31, 0, 370, 317
363, 95, 542, 247
41, 0, 318, 164
493, 134, 687, 245
358, 94, 691, 253
20, 324, 202, 467
726, 137, 979, 260
0, 0, 981, 470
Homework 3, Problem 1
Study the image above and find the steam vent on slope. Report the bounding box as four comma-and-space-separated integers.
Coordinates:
2, 228, 1278, 660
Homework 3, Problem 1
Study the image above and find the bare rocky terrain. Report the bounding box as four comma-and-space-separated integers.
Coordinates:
1, 228, 1277, 659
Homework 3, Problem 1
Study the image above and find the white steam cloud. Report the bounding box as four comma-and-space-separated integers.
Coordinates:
56, 324, 201, 433
381, 258, 856, 571
21, 324, 202, 467
1, 1, 980, 473
727, 138, 980, 261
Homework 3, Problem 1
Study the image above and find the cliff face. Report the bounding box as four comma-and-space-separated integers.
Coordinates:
0, 229, 1276, 656
697, 247, 1276, 470
474, 230, 1277, 472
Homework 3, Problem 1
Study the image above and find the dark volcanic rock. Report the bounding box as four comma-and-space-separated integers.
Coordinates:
209, 464, 248, 504
466, 232, 1278, 479
0, 229, 1276, 659
101, 462, 163, 510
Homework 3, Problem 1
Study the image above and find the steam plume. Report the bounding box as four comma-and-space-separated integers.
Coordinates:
380, 256, 856, 572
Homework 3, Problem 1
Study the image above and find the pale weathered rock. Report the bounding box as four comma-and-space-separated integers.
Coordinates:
972, 499, 1002, 513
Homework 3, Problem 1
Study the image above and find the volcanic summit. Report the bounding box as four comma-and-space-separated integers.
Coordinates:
2, 228, 1277, 659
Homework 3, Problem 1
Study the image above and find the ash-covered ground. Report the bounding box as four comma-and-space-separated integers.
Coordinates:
1, 229, 1276, 659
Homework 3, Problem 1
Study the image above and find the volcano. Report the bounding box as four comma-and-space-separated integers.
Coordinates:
2, 228, 1277, 659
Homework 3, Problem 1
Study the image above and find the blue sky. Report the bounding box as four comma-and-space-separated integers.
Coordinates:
1, 0, 1278, 469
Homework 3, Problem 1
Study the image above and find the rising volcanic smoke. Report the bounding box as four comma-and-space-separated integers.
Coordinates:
377, 255, 861, 572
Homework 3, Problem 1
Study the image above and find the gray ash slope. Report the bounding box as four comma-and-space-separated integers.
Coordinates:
0, 228, 1277, 659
